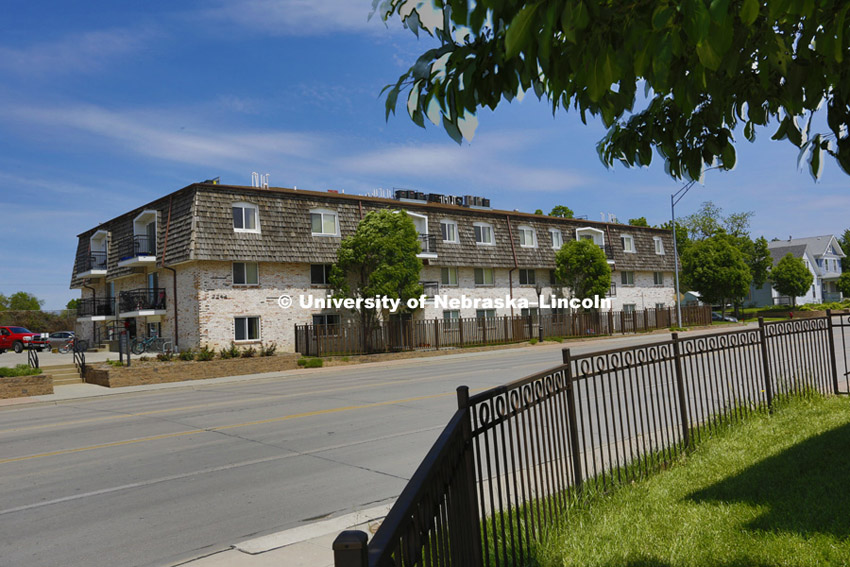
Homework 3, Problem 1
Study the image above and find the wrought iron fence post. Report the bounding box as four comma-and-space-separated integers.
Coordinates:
758, 318, 774, 410
456, 385, 483, 565
671, 333, 691, 449
826, 310, 840, 395
562, 349, 584, 492
333, 530, 368, 567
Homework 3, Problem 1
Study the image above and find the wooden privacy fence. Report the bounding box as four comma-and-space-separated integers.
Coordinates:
296, 305, 711, 357
332, 311, 850, 567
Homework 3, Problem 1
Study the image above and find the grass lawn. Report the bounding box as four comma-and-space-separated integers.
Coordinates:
533, 395, 850, 567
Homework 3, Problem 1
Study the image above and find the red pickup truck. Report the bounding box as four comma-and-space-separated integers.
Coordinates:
0, 326, 50, 354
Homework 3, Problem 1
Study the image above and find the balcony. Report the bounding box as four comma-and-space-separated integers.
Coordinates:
77, 251, 108, 278
117, 235, 157, 268
601, 244, 615, 262
417, 234, 438, 259
77, 297, 115, 321
118, 288, 166, 318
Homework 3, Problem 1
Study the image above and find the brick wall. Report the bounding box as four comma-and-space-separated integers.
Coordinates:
0, 375, 53, 398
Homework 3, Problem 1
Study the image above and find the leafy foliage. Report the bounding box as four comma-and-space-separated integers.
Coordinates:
0, 364, 41, 377
682, 233, 751, 315
549, 205, 574, 218
554, 239, 611, 304
745, 236, 773, 289
374, 0, 850, 180
628, 217, 649, 227
196, 346, 215, 361
0, 291, 43, 311
66, 298, 80, 310
837, 272, 850, 298
839, 229, 850, 272
771, 253, 814, 306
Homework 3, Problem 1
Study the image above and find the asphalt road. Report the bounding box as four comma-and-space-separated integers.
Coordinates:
2, 324, 839, 567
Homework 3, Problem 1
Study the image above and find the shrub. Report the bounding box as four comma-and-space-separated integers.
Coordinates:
157, 352, 173, 362
139, 356, 150, 362
297, 357, 323, 368
241, 346, 256, 358
529, 338, 539, 345
550, 336, 564, 343
0, 364, 41, 377
260, 342, 277, 357
106, 359, 124, 367
220, 343, 240, 359
196, 346, 215, 361
179, 349, 196, 361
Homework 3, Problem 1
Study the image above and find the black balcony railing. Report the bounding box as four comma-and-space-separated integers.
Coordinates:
80, 251, 107, 273
601, 243, 614, 259
77, 297, 115, 317
119, 235, 156, 260
419, 234, 437, 254
119, 288, 166, 313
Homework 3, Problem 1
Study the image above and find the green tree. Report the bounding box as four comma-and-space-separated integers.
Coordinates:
657, 220, 690, 259
770, 253, 814, 306
549, 205, 574, 218
7, 291, 43, 311
745, 236, 773, 289
554, 239, 611, 305
839, 229, 850, 272
628, 217, 649, 227
836, 272, 850, 298
682, 233, 751, 318
0, 293, 7, 310
66, 298, 80, 310
329, 210, 424, 351
375, 1, 850, 180
534, 209, 544, 215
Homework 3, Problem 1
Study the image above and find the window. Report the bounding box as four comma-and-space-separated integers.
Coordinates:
233, 262, 259, 285
310, 209, 339, 236
621, 234, 635, 253
519, 269, 536, 285
232, 203, 259, 233
443, 310, 460, 329
473, 222, 494, 245
550, 229, 563, 249
521, 307, 539, 319
313, 314, 341, 326
474, 268, 495, 286
440, 220, 459, 243
621, 271, 635, 285
653, 271, 664, 286
311, 264, 332, 285
441, 267, 458, 286
575, 227, 604, 246
234, 316, 260, 341
656, 303, 666, 310
476, 309, 496, 319
623, 304, 636, 313
518, 226, 537, 248
654, 236, 665, 255
609, 282, 617, 296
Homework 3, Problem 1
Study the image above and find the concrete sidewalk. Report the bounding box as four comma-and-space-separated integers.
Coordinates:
173, 502, 394, 567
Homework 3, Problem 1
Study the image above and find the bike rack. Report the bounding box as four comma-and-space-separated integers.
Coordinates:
27, 347, 39, 370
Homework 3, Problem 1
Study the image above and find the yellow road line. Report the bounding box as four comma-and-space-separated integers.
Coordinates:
0, 391, 456, 466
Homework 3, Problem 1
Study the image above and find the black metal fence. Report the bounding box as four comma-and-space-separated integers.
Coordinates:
118, 288, 166, 313
77, 297, 115, 318
297, 305, 711, 357
334, 311, 849, 567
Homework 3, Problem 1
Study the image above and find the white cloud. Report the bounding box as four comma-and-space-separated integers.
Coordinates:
0, 27, 157, 77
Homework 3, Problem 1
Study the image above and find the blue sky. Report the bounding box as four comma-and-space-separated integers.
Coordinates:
2, 1, 848, 309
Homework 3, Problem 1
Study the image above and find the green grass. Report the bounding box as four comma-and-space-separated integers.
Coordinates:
533, 395, 850, 566
0, 364, 41, 377
297, 357, 323, 368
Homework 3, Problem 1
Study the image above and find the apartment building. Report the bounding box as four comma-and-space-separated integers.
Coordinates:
70, 182, 677, 352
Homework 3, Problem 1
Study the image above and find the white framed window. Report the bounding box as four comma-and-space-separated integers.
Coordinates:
623, 304, 636, 313
518, 225, 537, 248
474, 267, 495, 286
621, 234, 635, 253
441, 267, 458, 286
310, 209, 339, 236
655, 303, 666, 310
311, 264, 332, 285
443, 309, 460, 329
654, 236, 665, 255
621, 271, 635, 285
550, 229, 563, 249
519, 269, 536, 285
476, 309, 496, 319
653, 271, 664, 286
440, 220, 459, 243
473, 222, 494, 245
234, 316, 260, 341
233, 262, 259, 285
232, 202, 260, 233
575, 227, 604, 246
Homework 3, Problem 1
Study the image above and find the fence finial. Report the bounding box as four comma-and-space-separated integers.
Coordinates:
457, 385, 470, 409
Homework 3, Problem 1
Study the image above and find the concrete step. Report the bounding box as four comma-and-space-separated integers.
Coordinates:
53, 376, 84, 385
42, 364, 84, 386
41, 364, 78, 372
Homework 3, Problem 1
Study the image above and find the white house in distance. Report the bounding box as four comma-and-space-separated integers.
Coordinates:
748, 235, 845, 307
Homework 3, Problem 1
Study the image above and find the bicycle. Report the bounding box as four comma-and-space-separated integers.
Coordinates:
59, 337, 90, 354
131, 336, 169, 355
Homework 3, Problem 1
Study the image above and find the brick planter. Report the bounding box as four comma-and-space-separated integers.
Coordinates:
0, 374, 53, 398
84, 354, 300, 388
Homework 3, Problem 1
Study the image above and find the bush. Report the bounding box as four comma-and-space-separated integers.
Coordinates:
260, 343, 277, 357
157, 352, 173, 362
241, 346, 256, 358
179, 349, 196, 361
195, 346, 215, 361
0, 364, 41, 377
550, 336, 564, 343
220, 343, 240, 359
297, 357, 323, 368
529, 338, 539, 345
139, 356, 150, 362
105, 358, 124, 367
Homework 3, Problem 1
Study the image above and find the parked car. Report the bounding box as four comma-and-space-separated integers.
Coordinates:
711, 312, 739, 323
0, 326, 50, 353
47, 331, 75, 349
